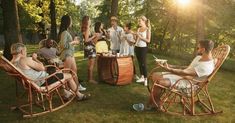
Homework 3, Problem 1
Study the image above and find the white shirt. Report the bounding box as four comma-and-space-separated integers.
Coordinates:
108, 26, 124, 50
186, 56, 215, 79
135, 29, 148, 47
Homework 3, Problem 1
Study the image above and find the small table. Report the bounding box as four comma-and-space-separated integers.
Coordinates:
97, 55, 134, 85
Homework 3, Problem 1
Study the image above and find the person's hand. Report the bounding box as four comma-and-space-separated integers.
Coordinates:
74, 37, 80, 45
32, 53, 38, 61
98, 33, 103, 38
158, 62, 170, 70
136, 33, 143, 38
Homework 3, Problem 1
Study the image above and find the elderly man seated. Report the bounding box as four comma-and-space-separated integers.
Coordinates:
133, 40, 215, 111
10, 43, 90, 101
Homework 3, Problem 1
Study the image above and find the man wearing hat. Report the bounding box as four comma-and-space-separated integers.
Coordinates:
107, 16, 124, 54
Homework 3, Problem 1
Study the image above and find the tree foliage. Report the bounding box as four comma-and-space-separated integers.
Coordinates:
1, 0, 234, 57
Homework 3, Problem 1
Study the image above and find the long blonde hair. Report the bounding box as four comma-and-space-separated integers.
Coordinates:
139, 16, 151, 31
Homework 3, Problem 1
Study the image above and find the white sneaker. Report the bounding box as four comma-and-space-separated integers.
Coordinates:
64, 89, 73, 98
78, 84, 86, 91
144, 79, 148, 86
136, 77, 144, 83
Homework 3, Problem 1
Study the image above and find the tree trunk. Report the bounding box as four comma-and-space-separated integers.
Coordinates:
2, 0, 22, 60
111, 0, 118, 17
50, 0, 57, 41
194, 0, 205, 55
37, 1, 46, 40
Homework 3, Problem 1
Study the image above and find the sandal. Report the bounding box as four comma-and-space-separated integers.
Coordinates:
77, 93, 91, 101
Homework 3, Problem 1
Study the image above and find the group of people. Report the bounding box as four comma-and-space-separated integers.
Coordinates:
9, 14, 216, 112
56, 14, 152, 87
9, 14, 152, 101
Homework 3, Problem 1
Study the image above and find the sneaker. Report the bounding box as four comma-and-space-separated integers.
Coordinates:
144, 79, 148, 86
78, 84, 86, 91
133, 103, 144, 111
136, 77, 144, 83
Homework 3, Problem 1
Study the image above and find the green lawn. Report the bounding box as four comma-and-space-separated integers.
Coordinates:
0, 45, 235, 123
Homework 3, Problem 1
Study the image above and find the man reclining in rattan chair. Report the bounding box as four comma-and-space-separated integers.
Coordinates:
11, 43, 90, 101
133, 40, 215, 111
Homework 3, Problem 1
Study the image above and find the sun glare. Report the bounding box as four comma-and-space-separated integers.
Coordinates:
177, 0, 191, 6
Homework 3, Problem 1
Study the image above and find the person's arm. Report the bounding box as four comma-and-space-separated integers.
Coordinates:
92, 33, 102, 44
70, 36, 80, 45
159, 63, 197, 76
83, 29, 96, 43
137, 28, 151, 43
26, 53, 45, 71
168, 64, 188, 69
126, 34, 135, 45
106, 28, 111, 40
55, 48, 60, 56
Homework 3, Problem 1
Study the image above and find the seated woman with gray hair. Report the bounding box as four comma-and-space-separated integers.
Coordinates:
10, 43, 90, 101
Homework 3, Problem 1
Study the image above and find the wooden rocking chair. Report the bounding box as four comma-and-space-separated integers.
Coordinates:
0, 56, 77, 118
148, 45, 230, 115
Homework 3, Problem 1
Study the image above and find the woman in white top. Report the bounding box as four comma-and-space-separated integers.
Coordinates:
135, 16, 151, 86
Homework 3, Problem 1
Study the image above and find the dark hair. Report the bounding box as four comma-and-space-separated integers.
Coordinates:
81, 16, 90, 32
125, 22, 132, 30
199, 40, 214, 53
94, 22, 102, 33
58, 15, 71, 39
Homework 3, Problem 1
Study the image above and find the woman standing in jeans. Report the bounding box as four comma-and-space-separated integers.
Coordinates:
135, 16, 151, 86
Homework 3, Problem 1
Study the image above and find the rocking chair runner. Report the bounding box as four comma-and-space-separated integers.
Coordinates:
148, 45, 230, 115
0, 56, 77, 118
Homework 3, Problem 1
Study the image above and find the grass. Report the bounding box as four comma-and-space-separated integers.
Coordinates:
0, 45, 235, 123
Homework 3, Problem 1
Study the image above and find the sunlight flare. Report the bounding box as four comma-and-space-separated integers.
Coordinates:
177, 0, 191, 6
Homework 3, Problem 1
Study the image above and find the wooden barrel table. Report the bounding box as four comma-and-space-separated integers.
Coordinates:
97, 55, 134, 85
